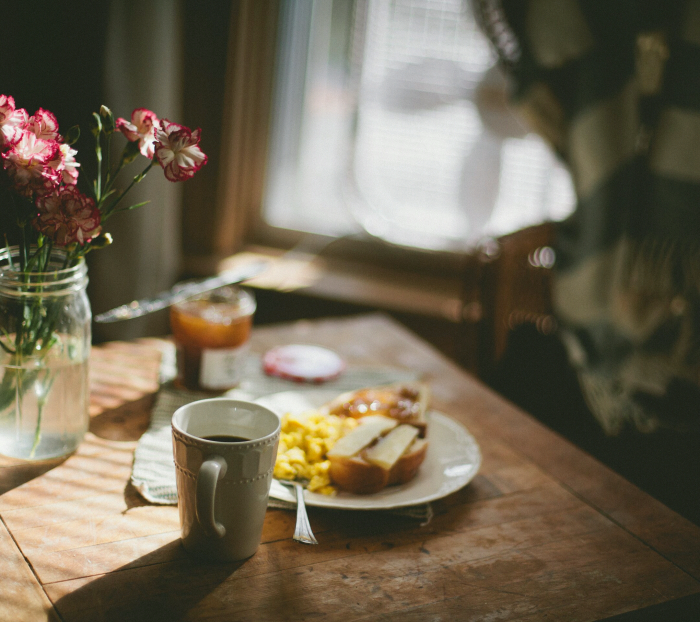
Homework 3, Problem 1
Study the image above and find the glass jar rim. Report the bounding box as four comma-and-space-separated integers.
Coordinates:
171, 286, 256, 319
0, 246, 88, 295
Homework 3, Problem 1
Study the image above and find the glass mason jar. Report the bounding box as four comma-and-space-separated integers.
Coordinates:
0, 247, 91, 461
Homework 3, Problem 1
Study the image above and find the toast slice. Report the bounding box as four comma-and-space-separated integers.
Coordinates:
321, 382, 430, 437
327, 420, 429, 494
328, 436, 428, 494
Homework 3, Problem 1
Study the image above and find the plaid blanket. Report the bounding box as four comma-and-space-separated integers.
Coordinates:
476, 0, 700, 433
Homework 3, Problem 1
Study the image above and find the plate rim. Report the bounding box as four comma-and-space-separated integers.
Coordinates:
256, 389, 482, 510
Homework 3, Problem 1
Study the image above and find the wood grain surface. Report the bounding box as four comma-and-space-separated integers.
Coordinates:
1, 314, 699, 621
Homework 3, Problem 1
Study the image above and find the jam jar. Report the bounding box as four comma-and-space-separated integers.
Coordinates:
170, 286, 256, 391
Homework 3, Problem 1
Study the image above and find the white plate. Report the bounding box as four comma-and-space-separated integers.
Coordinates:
256, 390, 481, 510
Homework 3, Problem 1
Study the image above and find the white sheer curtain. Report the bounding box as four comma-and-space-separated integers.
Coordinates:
89, 0, 184, 342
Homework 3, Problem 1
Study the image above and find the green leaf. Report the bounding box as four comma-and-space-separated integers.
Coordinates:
123, 200, 150, 212
64, 125, 81, 145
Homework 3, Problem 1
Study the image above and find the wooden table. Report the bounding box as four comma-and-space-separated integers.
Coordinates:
2, 314, 699, 621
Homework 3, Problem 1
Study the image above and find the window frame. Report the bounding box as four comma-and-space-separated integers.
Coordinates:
214, 0, 472, 282
189, 0, 559, 377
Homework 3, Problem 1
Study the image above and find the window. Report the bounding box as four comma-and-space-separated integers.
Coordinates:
261, 0, 575, 256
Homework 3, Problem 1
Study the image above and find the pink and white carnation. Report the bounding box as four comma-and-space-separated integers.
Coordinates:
2, 130, 60, 197
116, 108, 158, 158
0, 95, 28, 148
48, 143, 80, 186
34, 186, 101, 246
153, 119, 207, 182
26, 109, 61, 141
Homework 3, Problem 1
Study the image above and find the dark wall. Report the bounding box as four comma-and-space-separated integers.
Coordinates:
180, 0, 235, 260
0, 2, 110, 182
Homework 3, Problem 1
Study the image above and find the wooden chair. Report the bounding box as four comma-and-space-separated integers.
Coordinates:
459, 222, 557, 378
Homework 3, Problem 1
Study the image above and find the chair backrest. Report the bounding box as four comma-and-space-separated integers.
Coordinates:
459, 222, 556, 377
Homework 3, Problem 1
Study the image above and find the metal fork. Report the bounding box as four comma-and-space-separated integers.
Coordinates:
280, 480, 318, 545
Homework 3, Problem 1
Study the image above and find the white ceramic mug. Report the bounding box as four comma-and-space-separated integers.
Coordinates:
171, 399, 280, 561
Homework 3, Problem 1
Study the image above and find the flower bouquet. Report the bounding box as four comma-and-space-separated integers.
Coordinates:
0, 95, 207, 459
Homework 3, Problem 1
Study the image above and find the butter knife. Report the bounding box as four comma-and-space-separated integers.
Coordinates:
94, 260, 269, 323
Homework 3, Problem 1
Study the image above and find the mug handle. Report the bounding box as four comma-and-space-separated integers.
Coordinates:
196, 455, 228, 538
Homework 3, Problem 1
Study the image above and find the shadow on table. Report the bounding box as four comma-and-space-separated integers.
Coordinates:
89, 339, 163, 443
50, 476, 497, 622
89, 393, 157, 442
52, 539, 246, 622
0, 455, 69, 496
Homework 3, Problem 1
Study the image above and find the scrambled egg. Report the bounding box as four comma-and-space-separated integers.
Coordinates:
274, 410, 357, 495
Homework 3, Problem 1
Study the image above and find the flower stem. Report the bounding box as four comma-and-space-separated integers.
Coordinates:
29, 373, 54, 459
104, 131, 111, 188
95, 132, 103, 202
4, 236, 14, 270
29, 397, 43, 459
102, 160, 154, 219
43, 240, 54, 272
102, 154, 128, 201
18, 226, 26, 273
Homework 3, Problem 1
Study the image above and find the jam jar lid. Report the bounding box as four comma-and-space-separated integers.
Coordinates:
262, 344, 345, 383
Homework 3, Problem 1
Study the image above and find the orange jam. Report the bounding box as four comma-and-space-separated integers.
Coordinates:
170, 286, 256, 391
